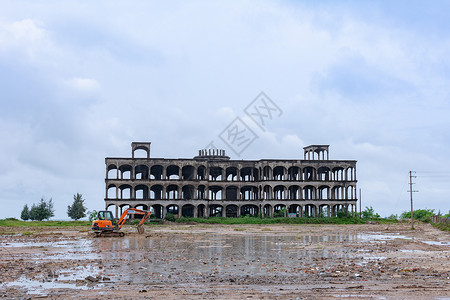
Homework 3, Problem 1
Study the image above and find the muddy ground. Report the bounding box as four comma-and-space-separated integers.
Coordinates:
0, 223, 449, 299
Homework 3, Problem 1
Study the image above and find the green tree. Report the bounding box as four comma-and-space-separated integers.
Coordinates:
87, 210, 98, 221
20, 204, 30, 221
67, 193, 87, 220
361, 206, 375, 219
29, 198, 55, 221
400, 209, 434, 221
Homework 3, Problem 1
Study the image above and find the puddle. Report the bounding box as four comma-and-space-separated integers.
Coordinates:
421, 240, 450, 246
2, 265, 105, 295
0, 238, 100, 260
357, 233, 411, 243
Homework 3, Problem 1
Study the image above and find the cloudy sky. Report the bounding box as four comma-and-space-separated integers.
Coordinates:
1, 0, 449, 219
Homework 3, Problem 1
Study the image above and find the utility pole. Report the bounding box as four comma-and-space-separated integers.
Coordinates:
408, 171, 418, 229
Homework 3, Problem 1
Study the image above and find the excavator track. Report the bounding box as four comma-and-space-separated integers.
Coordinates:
93, 231, 125, 237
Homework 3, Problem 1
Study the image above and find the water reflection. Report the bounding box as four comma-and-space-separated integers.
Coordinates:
95, 233, 360, 283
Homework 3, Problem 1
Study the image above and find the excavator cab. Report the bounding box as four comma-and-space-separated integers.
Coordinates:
92, 210, 120, 236
98, 211, 115, 222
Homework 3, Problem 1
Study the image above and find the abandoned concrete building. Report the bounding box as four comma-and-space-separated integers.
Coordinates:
105, 142, 358, 219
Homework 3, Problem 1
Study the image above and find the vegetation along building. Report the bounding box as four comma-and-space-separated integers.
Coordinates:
105, 142, 358, 219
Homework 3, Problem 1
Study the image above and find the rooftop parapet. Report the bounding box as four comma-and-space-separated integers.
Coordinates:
194, 149, 230, 161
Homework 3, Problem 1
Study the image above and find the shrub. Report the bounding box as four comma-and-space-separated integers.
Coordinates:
400, 209, 435, 221
165, 213, 176, 222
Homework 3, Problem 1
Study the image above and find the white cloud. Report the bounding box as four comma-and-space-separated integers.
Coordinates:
66, 77, 101, 92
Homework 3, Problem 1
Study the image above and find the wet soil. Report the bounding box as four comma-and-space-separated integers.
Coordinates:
0, 223, 449, 299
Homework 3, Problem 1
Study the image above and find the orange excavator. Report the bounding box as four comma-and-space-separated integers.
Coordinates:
91, 208, 151, 237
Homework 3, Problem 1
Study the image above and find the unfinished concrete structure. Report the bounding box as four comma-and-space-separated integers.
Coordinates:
105, 142, 357, 219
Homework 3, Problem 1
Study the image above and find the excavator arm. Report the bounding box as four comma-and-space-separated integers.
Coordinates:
116, 208, 152, 234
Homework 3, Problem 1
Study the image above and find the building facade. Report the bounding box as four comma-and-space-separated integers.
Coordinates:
105, 142, 357, 219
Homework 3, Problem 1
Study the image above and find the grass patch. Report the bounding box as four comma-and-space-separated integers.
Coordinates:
0, 219, 91, 227
233, 227, 245, 231
21, 231, 34, 236
433, 222, 450, 232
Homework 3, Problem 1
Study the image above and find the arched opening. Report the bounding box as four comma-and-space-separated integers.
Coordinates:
273, 185, 286, 200
209, 186, 222, 200
182, 165, 195, 180
150, 185, 163, 199
166, 204, 179, 216
197, 185, 206, 199
319, 204, 330, 217
303, 185, 315, 200
135, 184, 149, 199
226, 186, 238, 200
182, 204, 195, 217
209, 205, 223, 217
166, 184, 179, 199
166, 165, 180, 180
226, 167, 238, 181
107, 184, 117, 199
240, 205, 258, 217
209, 166, 223, 181
288, 204, 301, 217
273, 166, 286, 180
288, 185, 300, 200
318, 185, 329, 200
107, 164, 118, 179
135, 165, 149, 180
263, 204, 272, 217
262, 166, 272, 180
240, 186, 257, 200
150, 165, 163, 180
347, 186, 354, 199
318, 167, 330, 181
119, 204, 131, 216
346, 167, 355, 181
197, 166, 206, 180
263, 185, 272, 199
152, 204, 164, 219
134, 204, 149, 219
119, 165, 132, 179
132, 148, 149, 159
303, 204, 317, 217
303, 167, 315, 181
119, 184, 131, 199
332, 186, 344, 200
274, 204, 286, 217
332, 167, 344, 181
197, 204, 206, 218
226, 205, 238, 217
106, 204, 116, 217
288, 166, 300, 181
182, 185, 195, 200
